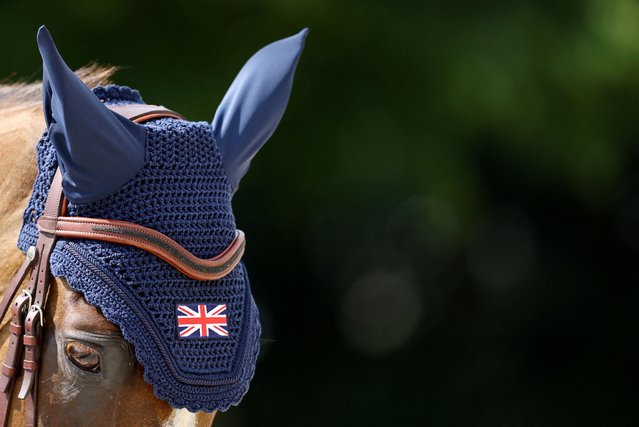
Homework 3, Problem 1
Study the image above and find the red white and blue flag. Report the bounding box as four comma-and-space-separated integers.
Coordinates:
176, 303, 229, 338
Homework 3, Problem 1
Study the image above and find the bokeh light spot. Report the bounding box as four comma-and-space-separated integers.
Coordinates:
340, 271, 421, 356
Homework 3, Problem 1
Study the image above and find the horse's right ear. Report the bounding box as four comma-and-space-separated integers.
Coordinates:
211, 29, 308, 193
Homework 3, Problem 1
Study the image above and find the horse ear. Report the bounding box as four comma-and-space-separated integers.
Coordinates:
211, 28, 308, 192
37, 26, 147, 204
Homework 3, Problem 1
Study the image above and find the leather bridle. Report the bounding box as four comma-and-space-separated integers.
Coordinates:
0, 105, 246, 426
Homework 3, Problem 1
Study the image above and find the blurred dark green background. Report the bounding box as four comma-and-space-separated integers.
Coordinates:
2, 1, 639, 425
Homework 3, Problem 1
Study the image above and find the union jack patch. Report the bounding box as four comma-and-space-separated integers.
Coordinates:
176, 303, 229, 338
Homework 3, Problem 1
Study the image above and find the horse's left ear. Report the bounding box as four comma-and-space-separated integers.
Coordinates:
37, 25, 147, 204
211, 28, 308, 193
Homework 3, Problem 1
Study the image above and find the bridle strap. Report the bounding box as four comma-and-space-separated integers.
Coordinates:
0, 249, 38, 425
0, 170, 65, 427
0, 104, 192, 426
0, 248, 37, 329
20, 169, 65, 425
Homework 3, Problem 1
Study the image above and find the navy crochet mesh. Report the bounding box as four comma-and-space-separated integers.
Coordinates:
17, 85, 261, 412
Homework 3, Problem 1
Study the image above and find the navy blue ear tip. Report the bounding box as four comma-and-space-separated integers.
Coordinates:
36, 25, 51, 45
294, 28, 309, 47
298, 28, 310, 39
36, 25, 58, 60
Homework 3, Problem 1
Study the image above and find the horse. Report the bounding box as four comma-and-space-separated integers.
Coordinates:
0, 26, 306, 426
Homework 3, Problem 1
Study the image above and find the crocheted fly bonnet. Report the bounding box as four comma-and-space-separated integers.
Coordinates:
15, 26, 307, 412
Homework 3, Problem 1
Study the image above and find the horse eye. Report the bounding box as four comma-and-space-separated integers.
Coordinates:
65, 342, 101, 373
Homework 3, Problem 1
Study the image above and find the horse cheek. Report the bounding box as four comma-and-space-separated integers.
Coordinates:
111, 363, 174, 425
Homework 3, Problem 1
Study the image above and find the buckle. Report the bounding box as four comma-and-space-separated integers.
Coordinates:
26, 246, 37, 263
29, 305, 44, 327
21, 290, 32, 310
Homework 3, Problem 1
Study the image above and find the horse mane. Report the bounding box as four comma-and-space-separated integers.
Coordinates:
0, 65, 117, 293
0, 64, 117, 110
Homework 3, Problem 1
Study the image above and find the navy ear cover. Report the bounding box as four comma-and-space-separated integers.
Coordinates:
38, 26, 147, 204
212, 28, 308, 192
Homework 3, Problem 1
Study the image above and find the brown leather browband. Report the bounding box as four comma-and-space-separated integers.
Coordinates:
108, 104, 186, 122
37, 217, 245, 281
0, 105, 244, 426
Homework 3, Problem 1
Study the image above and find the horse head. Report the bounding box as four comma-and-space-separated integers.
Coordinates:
0, 26, 306, 426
